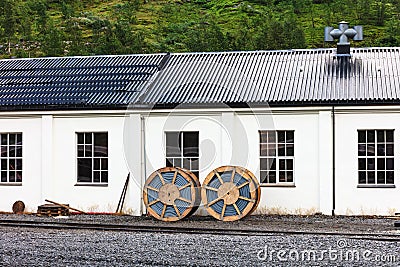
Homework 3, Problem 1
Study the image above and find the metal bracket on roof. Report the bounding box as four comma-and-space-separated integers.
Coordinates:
324, 21, 363, 57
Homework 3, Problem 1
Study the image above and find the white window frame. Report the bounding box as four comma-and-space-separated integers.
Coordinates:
0, 133, 23, 185
165, 131, 199, 177
259, 130, 295, 186
357, 129, 394, 186
76, 132, 108, 185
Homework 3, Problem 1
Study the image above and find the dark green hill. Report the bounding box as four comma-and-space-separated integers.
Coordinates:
0, 0, 399, 58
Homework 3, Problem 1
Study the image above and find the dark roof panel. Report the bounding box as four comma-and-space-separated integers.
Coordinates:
1, 48, 400, 110
0, 54, 167, 109
138, 48, 400, 106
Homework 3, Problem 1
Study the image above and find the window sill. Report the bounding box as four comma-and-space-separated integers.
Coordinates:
357, 184, 395, 188
260, 183, 296, 188
74, 183, 108, 187
0, 183, 22, 186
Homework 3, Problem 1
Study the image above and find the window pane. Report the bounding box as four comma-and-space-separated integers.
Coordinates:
16, 146, 22, 157
367, 130, 375, 143
279, 159, 285, 170
377, 130, 385, 142
85, 133, 92, 144
286, 131, 294, 143
377, 158, 384, 170
286, 159, 293, 170
269, 158, 276, 170
267, 144, 276, 156
191, 158, 199, 170
101, 159, 108, 170
77, 158, 92, 183
367, 171, 375, 184
377, 144, 385, 156
77, 133, 84, 144
279, 171, 285, 182
101, 172, 108, 183
260, 144, 268, 156
358, 171, 366, 184
183, 158, 190, 169
278, 144, 285, 156
259, 131, 268, 143
1, 134, 7, 145
278, 131, 285, 143
183, 132, 199, 157
358, 159, 367, 170
1, 171, 6, 182
367, 158, 375, 170
386, 144, 394, 156
358, 144, 366, 156
1, 159, 7, 170
268, 171, 276, 183
9, 146, 15, 157
9, 171, 15, 182
286, 144, 294, 156
358, 131, 366, 143
84, 145, 92, 157
16, 171, 22, 182
166, 158, 173, 167
16, 159, 22, 170
9, 134, 15, 145
77, 145, 84, 157
386, 158, 394, 170
174, 158, 182, 168
9, 159, 15, 170
286, 171, 293, 182
94, 133, 108, 157
386, 171, 394, 184
377, 171, 385, 184
1, 146, 7, 157
166, 132, 180, 157
93, 171, 100, 182
367, 144, 375, 156
260, 171, 268, 183
260, 159, 268, 170
268, 131, 276, 143
386, 131, 394, 142
16, 134, 22, 145
94, 158, 100, 170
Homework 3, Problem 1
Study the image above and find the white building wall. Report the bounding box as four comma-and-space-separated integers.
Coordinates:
51, 115, 141, 214
0, 117, 42, 212
2, 107, 399, 216
335, 111, 400, 215
143, 110, 323, 215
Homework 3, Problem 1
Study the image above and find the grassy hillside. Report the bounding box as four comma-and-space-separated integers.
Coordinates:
0, 0, 399, 58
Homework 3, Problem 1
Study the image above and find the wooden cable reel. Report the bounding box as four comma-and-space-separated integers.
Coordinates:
201, 166, 261, 221
143, 167, 200, 222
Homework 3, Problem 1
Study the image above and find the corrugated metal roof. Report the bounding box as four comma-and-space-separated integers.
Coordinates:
138, 47, 400, 106
1, 48, 400, 110
0, 53, 167, 109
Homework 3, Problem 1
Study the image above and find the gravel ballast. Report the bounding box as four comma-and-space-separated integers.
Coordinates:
0, 214, 399, 266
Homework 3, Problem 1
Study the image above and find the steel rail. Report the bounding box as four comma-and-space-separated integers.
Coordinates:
0, 219, 399, 242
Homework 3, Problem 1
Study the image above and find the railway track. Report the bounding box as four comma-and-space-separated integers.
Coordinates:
0, 219, 399, 242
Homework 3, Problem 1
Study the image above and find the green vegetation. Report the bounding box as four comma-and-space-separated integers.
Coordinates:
0, 0, 399, 58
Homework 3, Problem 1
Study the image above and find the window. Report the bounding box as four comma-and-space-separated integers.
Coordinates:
0, 133, 22, 183
77, 132, 108, 184
358, 130, 394, 185
259, 130, 294, 184
166, 131, 199, 178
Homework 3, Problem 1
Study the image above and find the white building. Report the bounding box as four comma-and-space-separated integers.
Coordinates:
0, 48, 399, 216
